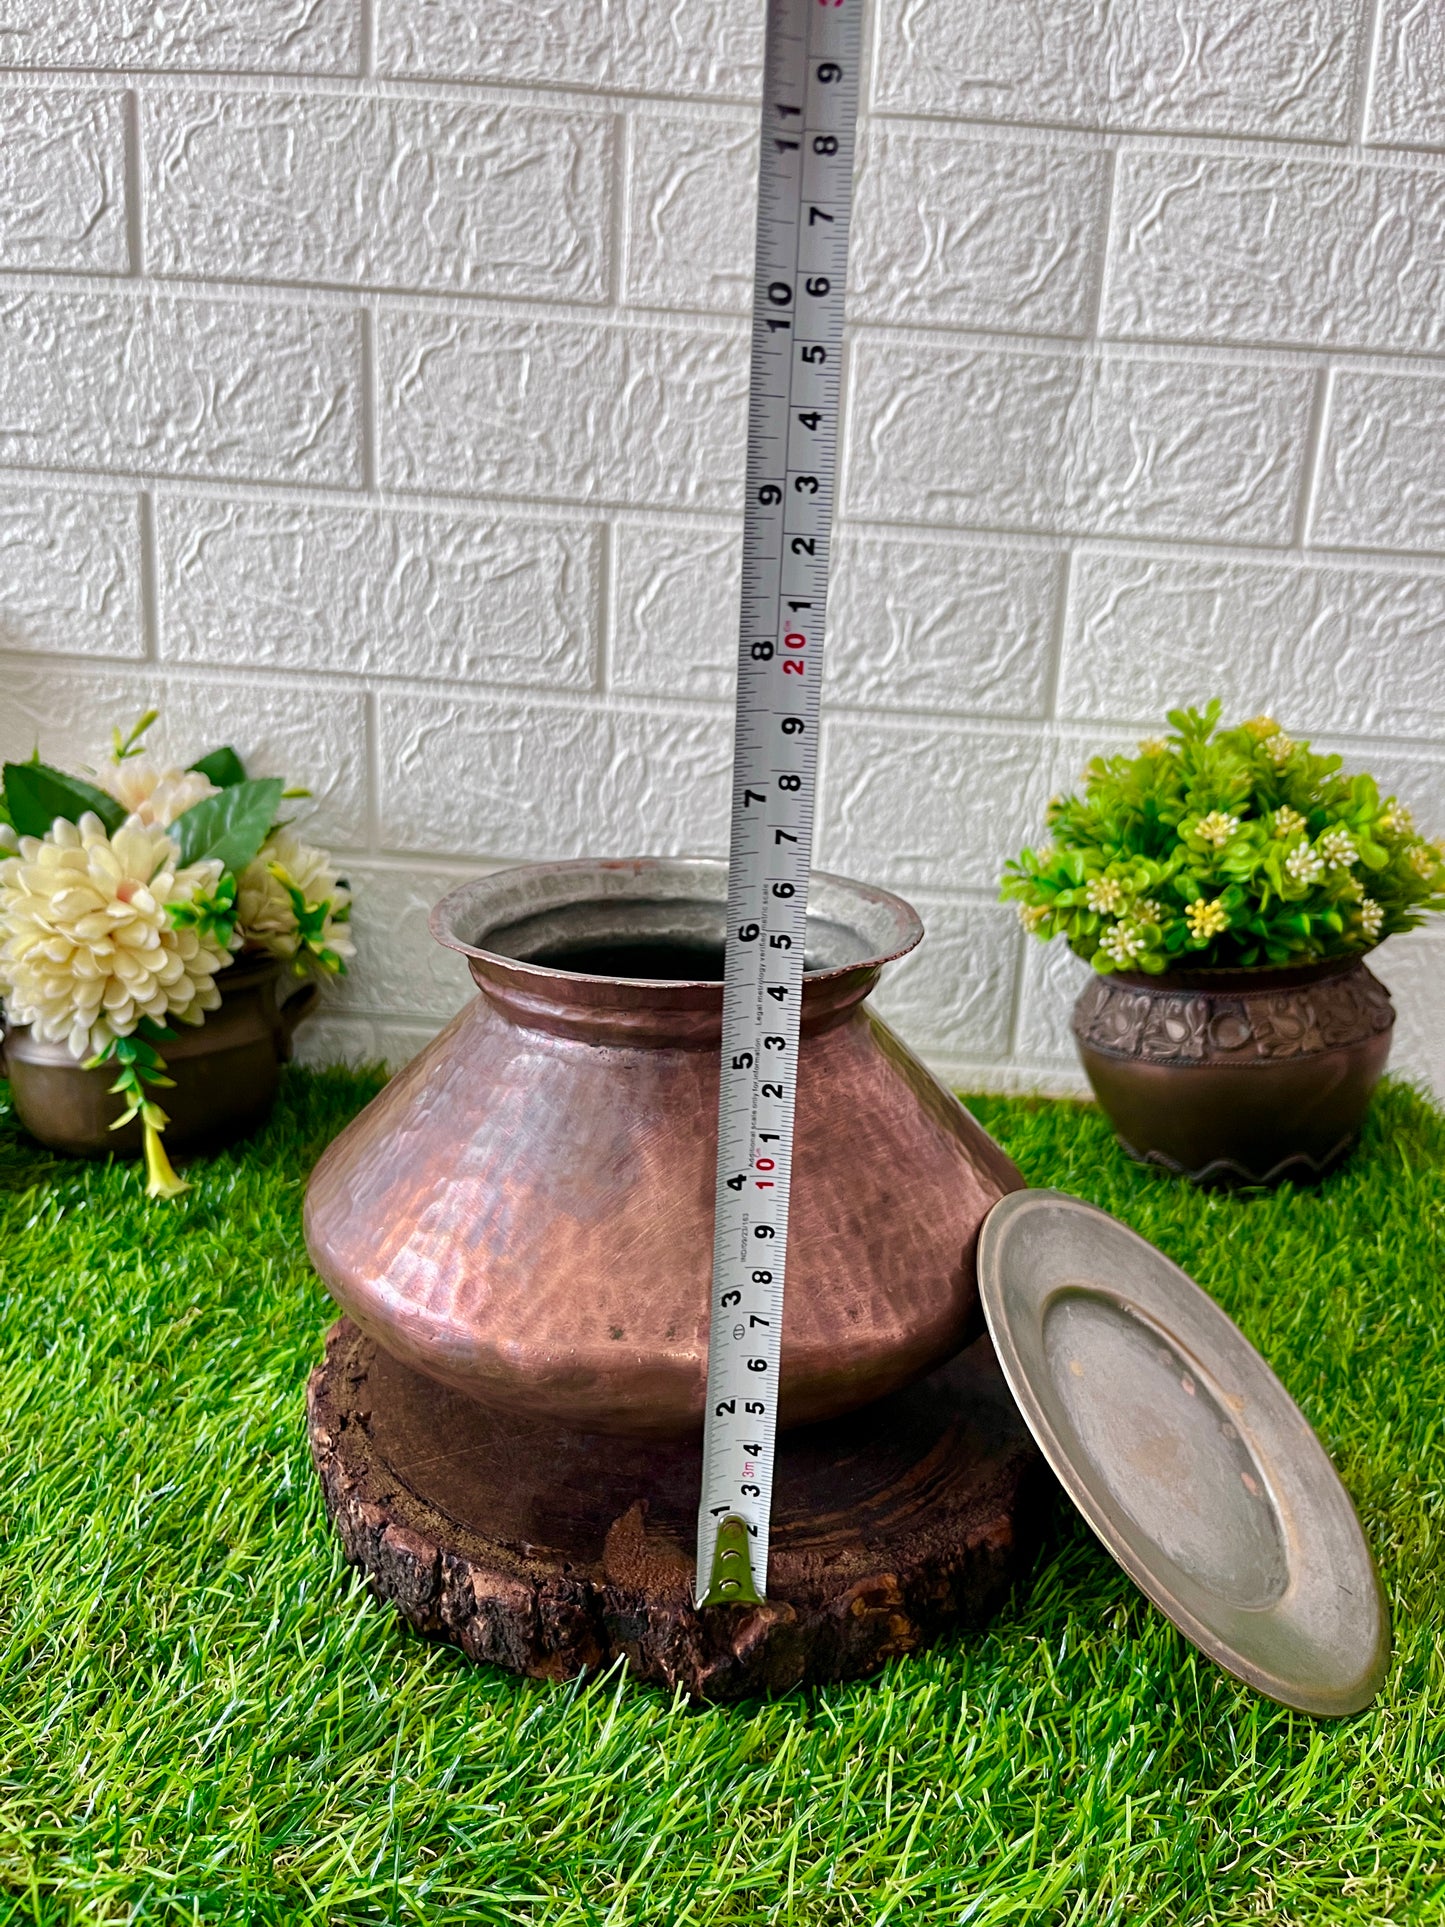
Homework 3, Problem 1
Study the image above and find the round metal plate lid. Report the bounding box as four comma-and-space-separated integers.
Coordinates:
978, 1190, 1389, 1716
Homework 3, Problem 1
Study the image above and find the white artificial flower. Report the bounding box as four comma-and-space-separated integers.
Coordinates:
1194, 811, 1239, 849
1358, 898, 1384, 941
1185, 898, 1230, 941
1285, 843, 1326, 886
1318, 828, 1358, 870
1085, 875, 1125, 915
0, 814, 230, 1060
96, 758, 217, 830
236, 826, 354, 966
1099, 921, 1145, 966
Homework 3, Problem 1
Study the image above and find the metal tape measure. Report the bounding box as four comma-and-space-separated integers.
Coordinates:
696, 0, 864, 1607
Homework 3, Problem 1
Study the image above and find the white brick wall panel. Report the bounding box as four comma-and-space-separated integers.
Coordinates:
0, 664, 368, 849
1312, 370, 1445, 554
146, 91, 614, 306
623, 112, 755, 316
292, 1013, 378, 1069
0, 89, 127, 273
0, 291, 361, 487
156, 498, 599, 690
610, 521, 739, 701
327, 863, 477, 1022
816, 719, 1053, 893
379, 314, 748, 510
1015, 934, 1093, 1068
849, 341, 1076, 534
1368, 0, 1445, 150
609, 522, 1060, 717
1060, 551, 1445, 740
377, 0, 762, 101
0, 0, 358, 73
829, 534, 1061, 718
1, 4, 1442, 1098
1108, 151, 1445, 355
850, 124, 1110, 337
625, 117, 1109, 337
874, 0, 1365, 141
0, 486, 143, 659
846, 340, 1312, 543
377, 693, 732, 859
869, 895, 1019, 1060
1371, 933, 1445, 1099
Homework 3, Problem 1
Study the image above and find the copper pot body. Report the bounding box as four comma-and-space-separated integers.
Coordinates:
1073, 955, 1395, 1186
1, 957, 318, 1158
304, 857, 1024, 1439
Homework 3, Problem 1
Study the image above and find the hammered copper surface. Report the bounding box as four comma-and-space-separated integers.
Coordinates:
1073, 957, 1394, 1186
304, 857, 1025, 1438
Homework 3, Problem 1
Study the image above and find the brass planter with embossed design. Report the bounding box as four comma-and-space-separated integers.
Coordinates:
1073, 956, 1395, 1186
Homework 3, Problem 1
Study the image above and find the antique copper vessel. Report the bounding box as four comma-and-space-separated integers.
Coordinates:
1074, 955, 1394, 1185
305, 857, 1024, 1437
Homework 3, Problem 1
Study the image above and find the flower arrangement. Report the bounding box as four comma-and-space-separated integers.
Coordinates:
1001, 703, 1445, 976
0, 713, 353, 1197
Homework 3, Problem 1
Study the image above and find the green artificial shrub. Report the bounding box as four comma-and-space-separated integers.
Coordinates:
1000, 702, 1445, 973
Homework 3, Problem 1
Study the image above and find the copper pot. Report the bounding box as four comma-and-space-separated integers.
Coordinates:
0, 956, 318, 1158
1073, 955, 1395, 1186
304, 857, 1023, 1439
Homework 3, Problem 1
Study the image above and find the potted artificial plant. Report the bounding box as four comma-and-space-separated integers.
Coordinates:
1002, 704, 1445, 1184
0, 712, 354, 1197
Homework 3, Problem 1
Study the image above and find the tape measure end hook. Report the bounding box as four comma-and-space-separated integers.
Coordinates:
698, 1513, 766, 1608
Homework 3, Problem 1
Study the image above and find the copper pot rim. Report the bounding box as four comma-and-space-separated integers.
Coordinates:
430, 855, 925, 1004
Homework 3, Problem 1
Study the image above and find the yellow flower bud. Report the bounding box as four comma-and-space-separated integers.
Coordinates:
142, 1116, 190, 1201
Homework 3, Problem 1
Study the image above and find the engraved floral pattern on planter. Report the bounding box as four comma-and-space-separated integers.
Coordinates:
1073, 965, 1395, 1065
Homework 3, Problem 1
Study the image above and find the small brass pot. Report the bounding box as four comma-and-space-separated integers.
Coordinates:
1073, 955, 1395, 1186
0, 956, 318, 1158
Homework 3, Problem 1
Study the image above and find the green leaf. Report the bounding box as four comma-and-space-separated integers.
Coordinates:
170, 777, 283, 875
114, 709, 159, 764
189, 745, 248, 789
3, 761, 125, 838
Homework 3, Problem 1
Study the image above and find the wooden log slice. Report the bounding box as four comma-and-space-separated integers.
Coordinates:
307, 1318, 1050, 1701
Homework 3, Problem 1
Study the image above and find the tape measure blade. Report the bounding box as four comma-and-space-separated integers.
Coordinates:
696, 0, 863, 1608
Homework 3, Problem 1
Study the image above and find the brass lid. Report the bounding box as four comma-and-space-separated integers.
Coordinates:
978, 1191, 1389, 1716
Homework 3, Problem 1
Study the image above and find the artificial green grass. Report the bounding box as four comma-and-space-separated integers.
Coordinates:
2, 1067, 1442, 1926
